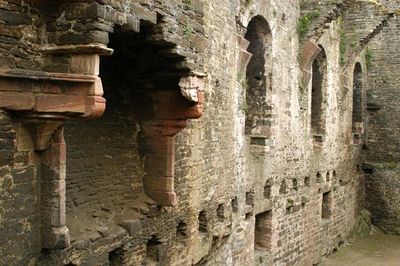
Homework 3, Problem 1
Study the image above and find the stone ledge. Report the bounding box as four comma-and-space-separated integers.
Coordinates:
0, 69, 105, 119
41, 43, 114, 56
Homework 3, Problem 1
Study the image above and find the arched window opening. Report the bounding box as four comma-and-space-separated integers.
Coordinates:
311, 46, 327, 142
352, 63, 363, 138
244, 16, 273, 143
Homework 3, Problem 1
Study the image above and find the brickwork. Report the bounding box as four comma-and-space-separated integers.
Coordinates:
0, 0, 397, 265
365, 10, 400, 235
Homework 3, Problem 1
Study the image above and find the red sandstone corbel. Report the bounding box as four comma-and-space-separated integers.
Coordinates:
139, 75, 205, 206
0, 69, 106, 119
22, 120, 64, 151
237, 35, 253, 74
301, 41, 322, 87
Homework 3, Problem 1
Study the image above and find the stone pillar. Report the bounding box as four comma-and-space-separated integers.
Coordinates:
40, 126, 70, 249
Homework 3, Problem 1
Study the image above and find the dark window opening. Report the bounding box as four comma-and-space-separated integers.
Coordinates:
264, 180, 272, 199
322, 191, 332, 219
109, 247, 123, 266
279, 180, 287, 195
255, 211, 272, 251
198, 211, 208, 233
176, 220, 188, 246
244, 16, 273, 138
304, 176, 311, 187
145, 236, 163, 265
292, 178, 298, 191
246, 190, 254, 205
352, 63, 363, 134
311, 46, 327, 139
217, 204, 225, 221
231, 197, 238, 213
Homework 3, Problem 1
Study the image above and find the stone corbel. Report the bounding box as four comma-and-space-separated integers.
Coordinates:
0, 69, 106, 119
4, 44, 112, 250
301, 41, 322, 87
237, 35, 252, 74
18, 119, 63, 151
138, 75, 205, 206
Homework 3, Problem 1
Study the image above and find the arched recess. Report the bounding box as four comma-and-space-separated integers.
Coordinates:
311, 45, 328, 142
63, 22, 204, 243
352, 62, 363, 142
244, 16, 273, 144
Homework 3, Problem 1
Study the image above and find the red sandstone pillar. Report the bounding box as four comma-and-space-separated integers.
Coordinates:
40, 126, 70, 249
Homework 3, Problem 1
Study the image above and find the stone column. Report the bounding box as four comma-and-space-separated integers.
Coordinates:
40, 126, 70, 249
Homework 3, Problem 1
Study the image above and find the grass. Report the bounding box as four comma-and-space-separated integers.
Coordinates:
297, 12, 320, 38
183, 24, 193, 41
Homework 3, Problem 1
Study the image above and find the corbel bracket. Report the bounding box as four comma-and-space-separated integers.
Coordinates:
138, 75, 205, 206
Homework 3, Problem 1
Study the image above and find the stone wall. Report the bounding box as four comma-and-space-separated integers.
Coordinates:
0, 111, 42, 265
0, 0, 394, 265
365, 11, 400, 235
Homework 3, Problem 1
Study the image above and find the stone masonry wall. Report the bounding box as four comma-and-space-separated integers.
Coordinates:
0, 0, 391, 265
365, 12, 400, 235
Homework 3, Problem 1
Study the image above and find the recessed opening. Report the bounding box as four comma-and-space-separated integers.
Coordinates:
264, 180, 272, 199
64, 25, 186, 242
217, 204, 225, 221
311, 46, 327, 139
352, 63, 363, 135
254, 211, 272, 251
245, 212, 253, 220
198, 211, 208, 233
244, 15, 273, 137
145, 236, 163, 265
176, 220, 188, 244
304, 176, 311, 187
109, 247, 123, 266
322, 191, 332, 219
316, 172, 322, 183
246, 190, 254, 205
231, 197, 238, 213
292, 178, 298, 191
326, 172, 330, 182
279, 180, 287, 195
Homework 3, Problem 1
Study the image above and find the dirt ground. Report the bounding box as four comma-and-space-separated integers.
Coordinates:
322, 231, 400, 266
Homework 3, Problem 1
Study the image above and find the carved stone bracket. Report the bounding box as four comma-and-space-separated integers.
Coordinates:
138, 76, 204, 206
0, 69, 105, 119
2, 44, 111, 250
301, 41, 322, 87
237, 35, 252, 74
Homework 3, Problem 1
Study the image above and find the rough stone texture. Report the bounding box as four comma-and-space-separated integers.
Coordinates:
365, 6, 400, 235
0, 0, 398, 265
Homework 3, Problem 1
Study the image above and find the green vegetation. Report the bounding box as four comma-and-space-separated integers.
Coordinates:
245, 0, 253, 7
183, 24, 193, 41
297, 12, 320, 38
